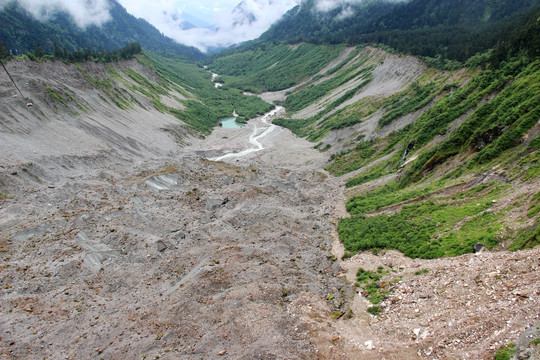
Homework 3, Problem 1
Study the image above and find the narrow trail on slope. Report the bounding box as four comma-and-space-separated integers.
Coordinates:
209, 106, 283, 161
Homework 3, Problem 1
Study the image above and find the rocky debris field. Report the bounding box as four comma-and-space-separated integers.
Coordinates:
1, 62, 539, 359
332, 249, 540, 359
0, 149, 351, 359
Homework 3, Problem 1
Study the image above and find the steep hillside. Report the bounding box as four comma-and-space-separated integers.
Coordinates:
0, 57, 186, 167
0, 53, 273, 171
208, 42, 347, 93
210, 10, 539, 258
0, 0, 203, 59
263, 0, 540, 62
272, 51, 539, 257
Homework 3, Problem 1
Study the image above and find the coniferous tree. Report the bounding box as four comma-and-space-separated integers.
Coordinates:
53, 42, 63, 59
33, 42, 44, 58
0, 41, 10, 61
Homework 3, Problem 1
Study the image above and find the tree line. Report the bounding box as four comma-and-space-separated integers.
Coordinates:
22, 41, 142, 63
0, 0, 203, 61
263, 0, 540, 64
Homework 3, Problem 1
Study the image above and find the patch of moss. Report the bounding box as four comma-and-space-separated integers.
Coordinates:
494, 343, 515, 360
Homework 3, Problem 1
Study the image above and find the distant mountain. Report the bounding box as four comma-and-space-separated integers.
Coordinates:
231, 1, 259, 26
0, 0, 204, 60
262, 0, 540, 61
178, 12, 215, 30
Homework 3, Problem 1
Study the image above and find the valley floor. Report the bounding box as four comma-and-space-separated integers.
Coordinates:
0, 109, 539, 360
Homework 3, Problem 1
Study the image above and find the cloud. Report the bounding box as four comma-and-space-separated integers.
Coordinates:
0, 0, 111, 28
315, 0, 407, 12
118, 0, 301, 53
315, 0, 405, 15
315, 0, 373, 12
0, 0, 301, 52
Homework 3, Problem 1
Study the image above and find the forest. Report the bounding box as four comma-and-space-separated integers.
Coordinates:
0, 0, 203, 60
262, 0, 540, 63
25, 41, 143, 63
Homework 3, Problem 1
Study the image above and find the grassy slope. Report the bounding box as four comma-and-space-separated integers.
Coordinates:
336, 56, 539, 258
140, 53, 274, 133
207, 42, 346, 93
61, 52, 275, 135
214, 41, 538, 259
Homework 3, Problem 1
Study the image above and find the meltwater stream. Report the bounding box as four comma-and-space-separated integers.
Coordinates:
210, 106, 283, 162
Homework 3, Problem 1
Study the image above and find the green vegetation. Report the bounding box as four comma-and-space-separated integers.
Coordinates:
355, 266, 399, 315
29, 42, 143, 63
273, 117, 317, 137
208, 43, 345, 93
274, 54, 462, 145
344, 151, 401, 188
332, 39, 539, 257
275, 78, 375, 142
366, 306, 381, 316
45, 87, 88, 114
0, 41, 10, 62
269, 49, 400, 142
326, 129, 405, 177
494, 343, 515, 360
527, 191, 540, 218
402, 58, 540, 185
263, 0, 539, 64
263, 20, 538, 261
340, 200, 504, 259
145, 53, 274, 132
283, 47, 375, 112
0, 1, 202, 59
509, 225, 540, 251
356, 267, 387, 305
46, 87, 65, 103
378, 81, 443, 128
75, 52, 273, 134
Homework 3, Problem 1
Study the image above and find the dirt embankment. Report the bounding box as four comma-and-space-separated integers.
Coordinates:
0, 58, 190, 168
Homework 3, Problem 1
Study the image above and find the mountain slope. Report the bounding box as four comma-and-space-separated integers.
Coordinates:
210, 5, 540, 257
263, 0, 540, 61
0, 0, 203, 59
0, 51, 275, 169
0, 57, 192, 167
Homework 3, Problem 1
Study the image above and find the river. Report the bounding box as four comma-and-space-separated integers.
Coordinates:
210, 106, 283, 161
205, 67, 283, 161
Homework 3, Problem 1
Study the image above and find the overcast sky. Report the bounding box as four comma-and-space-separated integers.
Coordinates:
0, 0, 384, 52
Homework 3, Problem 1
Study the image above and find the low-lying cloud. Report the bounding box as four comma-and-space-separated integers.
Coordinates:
119, 0, 300, 53
315, 0, 406, 18
0, 0, 404, 53
0, 0, 111, 28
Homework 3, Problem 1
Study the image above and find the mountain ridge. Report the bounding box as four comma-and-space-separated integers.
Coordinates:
262, 0, 540, 61
0, 0, 204, 59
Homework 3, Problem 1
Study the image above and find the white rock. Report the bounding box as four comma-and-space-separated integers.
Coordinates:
364, 340, 374, 350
